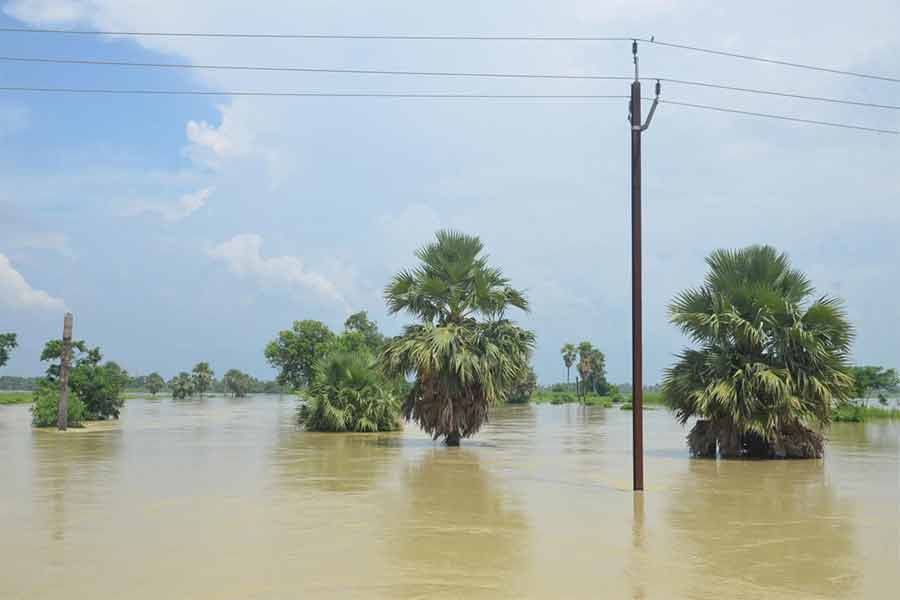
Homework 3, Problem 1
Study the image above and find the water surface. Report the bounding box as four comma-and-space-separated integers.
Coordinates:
1, 396, 898, 599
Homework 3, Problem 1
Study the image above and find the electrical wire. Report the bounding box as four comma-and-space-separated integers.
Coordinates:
0, 86, 630, 99
0, 27, 633, 41
0, 84, 895, 134
660, 77, 900, 110
0, 55, 634, 82
2, 55, 896, 110
660, 99, 900, 134
649, 39, 900, 84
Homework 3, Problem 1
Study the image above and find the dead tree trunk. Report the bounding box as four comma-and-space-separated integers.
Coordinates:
57, 312, 73, 431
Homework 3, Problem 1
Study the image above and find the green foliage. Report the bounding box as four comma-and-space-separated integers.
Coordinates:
265, 320, 336, 389
561, 343, 576, 384
223, 368, 253, 397
0, 392, 32, 405
848, 366, 899, 402
379, 231, 535, 445
191, 362, 214, 396
145, 372, 165, 395
620, 402, 633, 411
299, 351, 402, 432
170, 372, 194, 399
341, 311, 386, 354
0, 376, 41, 390
580, 394, 613, 407
40, 340, 127, 420
832, 403, 900, 422
662, 246, 854, 458
609, 386, 624, 403
507, 365, 538, 404
0, 332, 17, 368
31, 380, 85, 427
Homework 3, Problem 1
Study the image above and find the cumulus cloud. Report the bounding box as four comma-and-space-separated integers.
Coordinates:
0, 253, 66, 311
126, 188, 212, 222
208, 234, 348, 310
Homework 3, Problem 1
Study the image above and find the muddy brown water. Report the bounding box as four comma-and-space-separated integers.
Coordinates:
1, 396, 898, 599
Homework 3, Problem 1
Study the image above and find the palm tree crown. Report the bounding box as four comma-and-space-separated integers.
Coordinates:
384, 230, 528, 324
663, 245, 854, 458
379, 231, 535, 445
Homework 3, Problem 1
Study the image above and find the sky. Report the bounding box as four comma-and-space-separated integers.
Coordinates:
1, 1, 898, 385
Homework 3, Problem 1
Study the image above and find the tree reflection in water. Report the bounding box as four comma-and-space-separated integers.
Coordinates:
387, 447, 530, 598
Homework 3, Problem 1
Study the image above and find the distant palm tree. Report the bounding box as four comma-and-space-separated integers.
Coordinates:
576, 341, 594, 398
379, 231, 535, 445
663, 246, 854, 458
561, 344, 576, 386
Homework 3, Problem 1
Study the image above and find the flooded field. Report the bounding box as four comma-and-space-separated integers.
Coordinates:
1, 395, 898, 599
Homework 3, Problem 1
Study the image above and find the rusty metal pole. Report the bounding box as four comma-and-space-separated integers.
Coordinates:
57, 312, 73, 431
630, 44, 644, 492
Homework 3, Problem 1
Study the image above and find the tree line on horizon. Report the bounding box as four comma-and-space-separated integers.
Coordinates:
3, 232, 899, 456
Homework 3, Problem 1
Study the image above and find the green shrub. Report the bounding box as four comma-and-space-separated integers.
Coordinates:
299, 351, 402, 432
581, 394, 613, 407
620, 402, 633, 411
31, 381, 85, 427
549, 392, 577, 405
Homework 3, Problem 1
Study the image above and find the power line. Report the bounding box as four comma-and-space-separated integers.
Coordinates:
2, 55, 896, 111
0, 86, 630, 99
2, 26, 897, 82
660, 99, 900, 134
650, 39, 900, 84
0, 84, 895, 134
0, 55, 633, 82
0, 27, 632, 41
660, 77, 900, 110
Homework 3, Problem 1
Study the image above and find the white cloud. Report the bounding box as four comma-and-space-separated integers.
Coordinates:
4, 0, 91, 23
8, 232, 74, 258
0, 253, 66, 311
184, 103, 287, 184
125, 188, 212, 222
208, 234, 348, 310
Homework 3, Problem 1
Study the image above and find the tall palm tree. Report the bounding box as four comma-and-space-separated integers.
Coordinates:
561, 344, 576, 386
663, 246, 854, 458
379, 231, 535, 445
576, 341, 594, 397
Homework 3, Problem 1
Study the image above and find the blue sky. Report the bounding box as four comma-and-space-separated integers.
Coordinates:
1, 1, 899, 385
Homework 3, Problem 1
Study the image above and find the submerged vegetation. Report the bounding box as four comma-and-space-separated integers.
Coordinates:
299, 351, 402, 433
663, 246, 853, 459
379, 231, 535, 445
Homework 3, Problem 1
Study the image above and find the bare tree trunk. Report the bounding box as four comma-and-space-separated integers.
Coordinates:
57, 312, 73, 431
445, 431, 461, 446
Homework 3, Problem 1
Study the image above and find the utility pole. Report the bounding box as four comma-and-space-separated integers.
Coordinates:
630, 41, 660, 491
58, 312, 73, 431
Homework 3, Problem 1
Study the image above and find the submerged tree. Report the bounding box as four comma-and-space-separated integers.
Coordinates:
191, 362, 214, 397
561, 343, 576, 386
223, 368, 252, 398
39, 340, 127, 420
379, 230, 535, 446
170, 372, 194, 399
848, 366, 899, 404
0, 333, 17, 368
146, 372, 165, 396
663, 246, 854, 459
265, 320, 335, 390
300, 351, 401, 432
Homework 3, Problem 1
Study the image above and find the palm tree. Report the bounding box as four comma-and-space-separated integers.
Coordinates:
663, 246, 854, 458
576, 341, 594, 398
300, 351, 401, 432
191, 362, 214, 397
561, 344, 576, 387
379, 230, 535, 445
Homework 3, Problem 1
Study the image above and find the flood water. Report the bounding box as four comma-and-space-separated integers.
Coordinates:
1, 396, 898, 599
